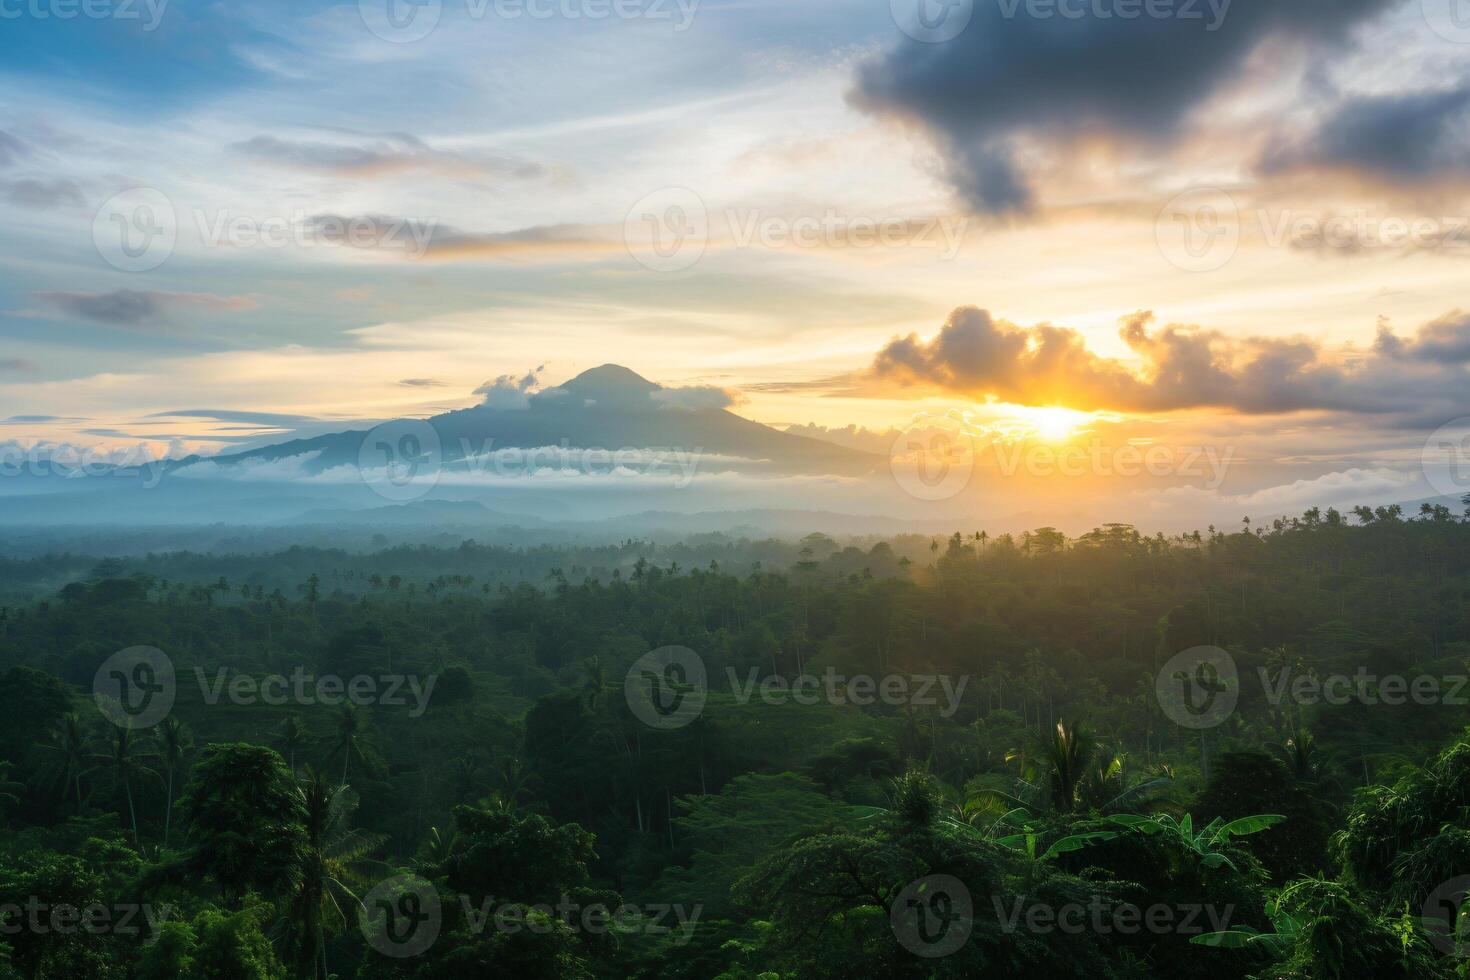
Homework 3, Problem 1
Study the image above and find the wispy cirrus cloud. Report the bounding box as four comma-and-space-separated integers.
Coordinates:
34, 290, 259, 328
231, 130, 556, 181
2, 177, 85, 210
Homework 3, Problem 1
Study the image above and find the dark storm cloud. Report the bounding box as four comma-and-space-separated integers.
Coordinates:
1263, 83, 1470, 181
851, 0, 1399, 211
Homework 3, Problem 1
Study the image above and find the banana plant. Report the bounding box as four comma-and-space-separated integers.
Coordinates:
1105, 812, 1286, 871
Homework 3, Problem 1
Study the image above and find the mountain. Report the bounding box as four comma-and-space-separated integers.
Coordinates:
172, 365, 882, 477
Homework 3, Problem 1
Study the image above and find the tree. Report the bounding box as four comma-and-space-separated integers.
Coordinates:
276, 716, 307, 773
286, 768, 384, 980
92, 722, 157, 849
158, 717, 193, 849
180, 744, 307, 905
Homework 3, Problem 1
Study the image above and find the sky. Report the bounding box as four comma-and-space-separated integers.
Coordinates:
1, 0, 1469, 524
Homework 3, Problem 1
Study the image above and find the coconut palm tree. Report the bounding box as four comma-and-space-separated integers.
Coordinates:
276, 715, 308, 773
39, 713, 89, 813
91, 722, 158, 848
0, 762, 24, 821
157, 717, 192, 849
329, 704, 367, 787
286, 767, 386, 979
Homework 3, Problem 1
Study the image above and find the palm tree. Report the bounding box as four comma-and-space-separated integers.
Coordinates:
0, 762, 24, 821
92, 723, 158, 848
581, 656, 606, 709
492, 756, 540, 808
1042, 719, 1092, 813
330, 704, 366, 787
276, 716, 308, 773
40, 713, 89, 813
1274, 726, 1321, 783
287, 767, 386, 979
158, 717, 192, 849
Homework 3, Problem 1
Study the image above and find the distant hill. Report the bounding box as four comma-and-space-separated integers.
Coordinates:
172, 364, 882, 477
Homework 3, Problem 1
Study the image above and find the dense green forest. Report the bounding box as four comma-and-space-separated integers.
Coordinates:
3, 502, 1470, 978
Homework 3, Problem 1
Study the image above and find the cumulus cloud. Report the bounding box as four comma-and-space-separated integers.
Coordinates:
650, 384, 745, 412
783, 422, 901, 455
35, 290, 258, 327
173, 451, 324, 482
1374, 311, 1470, 363
850, 0, 1398, 211
475, 366, 546, 410
1146, 467, 1419, 513
858, 305, 1470, 423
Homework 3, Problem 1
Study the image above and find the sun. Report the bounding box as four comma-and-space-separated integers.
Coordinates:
1015, 405, 1092, 443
